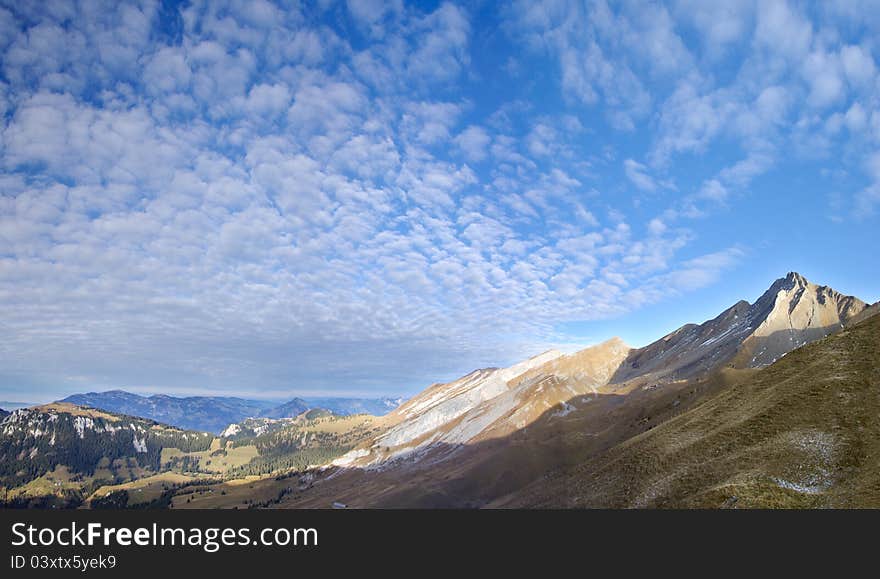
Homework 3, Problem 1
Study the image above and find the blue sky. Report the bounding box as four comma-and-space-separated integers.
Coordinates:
1, 0, 879, 402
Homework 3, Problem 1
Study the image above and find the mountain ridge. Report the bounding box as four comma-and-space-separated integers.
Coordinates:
329, 272, 869, 473
60, 391, 405, 434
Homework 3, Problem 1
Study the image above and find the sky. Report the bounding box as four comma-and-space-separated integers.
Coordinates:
1, 0, 879, 403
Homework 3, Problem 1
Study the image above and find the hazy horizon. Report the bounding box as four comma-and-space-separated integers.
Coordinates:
0, 389, 407, 407
2, 1, 879, 403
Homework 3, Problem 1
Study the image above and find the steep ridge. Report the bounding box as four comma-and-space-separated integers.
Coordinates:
495, 310, 880, 508
334, 349, 565, 467
477, 337, 633, 439
733, 272, 866, 367
611, 272, 867, 385
333, 340, 635, 469
848, 301, 880, 326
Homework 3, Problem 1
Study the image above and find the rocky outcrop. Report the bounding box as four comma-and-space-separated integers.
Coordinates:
612, 272, 867, 385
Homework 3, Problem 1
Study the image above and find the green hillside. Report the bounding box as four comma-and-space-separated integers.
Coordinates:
0, 404, 213, 507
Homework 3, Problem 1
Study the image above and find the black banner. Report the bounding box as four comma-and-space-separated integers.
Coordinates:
0, 509, 872, 575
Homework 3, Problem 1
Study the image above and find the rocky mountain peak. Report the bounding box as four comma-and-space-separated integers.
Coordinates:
733, 272, 867, 367
785, 270, 808, 285
760, 271, 809, 302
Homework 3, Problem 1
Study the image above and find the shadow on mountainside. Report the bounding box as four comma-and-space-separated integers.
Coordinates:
239, 369, 750, 508
495, 312, 880, 509
255, 317, 880, 509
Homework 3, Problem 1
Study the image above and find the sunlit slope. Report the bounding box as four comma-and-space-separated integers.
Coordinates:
496, 311, 880, 508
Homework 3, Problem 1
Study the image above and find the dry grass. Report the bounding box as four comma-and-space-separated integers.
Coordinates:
7, 466, 82, 499
90, 472, 195, 505
34, 403, 121, 422
497, 313, 880, 508
160, 439, 259, 473
300, 414, 376, 434
169, 475, 288, 509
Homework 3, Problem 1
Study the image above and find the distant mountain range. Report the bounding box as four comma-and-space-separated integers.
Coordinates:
0, 401, 34, 411
59, 391, 404, 434
254, 396, 404, 419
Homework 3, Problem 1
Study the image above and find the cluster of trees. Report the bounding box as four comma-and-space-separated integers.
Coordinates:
91, 489, 129, 509
1, 489, 85, 509
223, 416, 380, 477
228, 446, 350, 477
0, 410, 213, 488
246, 486, 294, 509
163, 455, 203, 473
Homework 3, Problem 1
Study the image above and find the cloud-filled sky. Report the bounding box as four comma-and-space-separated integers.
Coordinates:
1, 0, 879, 402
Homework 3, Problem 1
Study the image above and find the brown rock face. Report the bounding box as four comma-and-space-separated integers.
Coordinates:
611, 272, 867, 385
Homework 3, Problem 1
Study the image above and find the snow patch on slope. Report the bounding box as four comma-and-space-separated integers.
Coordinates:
378, 350, 562, 449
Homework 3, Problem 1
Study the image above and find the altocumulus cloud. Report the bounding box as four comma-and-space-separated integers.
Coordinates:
0, 0, 877, 399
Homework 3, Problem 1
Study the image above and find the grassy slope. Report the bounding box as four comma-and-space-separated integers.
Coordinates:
159, 439, 260, 473
88, 472, 195, 506
495, 312, 880, 508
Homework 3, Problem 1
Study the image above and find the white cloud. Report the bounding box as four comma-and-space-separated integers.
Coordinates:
401, 101, 461, 145
698, 179, 728, 202
754, 0, 812, 61
845, 102, 867, 132
143, 47, 191, 95
509, 0, 656, 130
406, 2, 470, 84
7, 0, 872, 401
654, 247, 745, 292
624, 159, 657, 192
857, 152, 880, 216
647, 218, 667, 235
840, 44, 877, 88
347, 0, 403, 38
718, 150, 774, 187
652, 79, 731, 164
673, 0, 753, 57
244, 83, 291, 117
455, 125, 490, 162
802, 49, 845, 109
